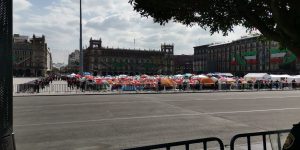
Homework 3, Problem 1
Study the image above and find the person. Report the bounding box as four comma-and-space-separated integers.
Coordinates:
214, 80, 219, 90
275, 80, 279, 89
283, 122, 300, 150
269, 80, 273, 90
34, 80, 39, 93
292, 79, 296, 89
195, 80, 200, 90
157, 79, 161, 91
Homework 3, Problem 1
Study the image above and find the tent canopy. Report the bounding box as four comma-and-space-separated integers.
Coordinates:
287, 75, 300, 83
270, 74, 291, 81
244, 73, 271, 81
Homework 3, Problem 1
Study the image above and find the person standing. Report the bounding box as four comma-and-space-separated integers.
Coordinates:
283, 122, 300, 150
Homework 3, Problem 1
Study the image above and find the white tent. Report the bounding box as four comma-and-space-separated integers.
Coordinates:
191, 75, 208, 79
287, 75, 300, 83
270, 74, 291, 82
244, 73, 271, 81
207, 73, 234, 77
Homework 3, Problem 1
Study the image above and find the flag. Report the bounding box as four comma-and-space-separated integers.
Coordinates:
244, 55, 257, 64
271, 51, 286, 63
230, 55, 237, 65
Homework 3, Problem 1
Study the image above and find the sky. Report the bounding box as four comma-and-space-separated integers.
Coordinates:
13, 0, 249, 64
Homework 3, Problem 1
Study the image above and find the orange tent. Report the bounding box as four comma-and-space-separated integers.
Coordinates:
200, 78, 215, 86
161, 78, 175, 87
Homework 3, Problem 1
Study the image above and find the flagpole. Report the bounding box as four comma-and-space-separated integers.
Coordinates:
79, 0, 83, 75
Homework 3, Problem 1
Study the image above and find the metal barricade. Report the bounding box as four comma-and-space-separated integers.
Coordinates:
230, 129, 290, 150
124, 137, 225, 150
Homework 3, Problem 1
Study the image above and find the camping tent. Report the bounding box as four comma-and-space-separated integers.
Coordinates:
244, 73, 271, 81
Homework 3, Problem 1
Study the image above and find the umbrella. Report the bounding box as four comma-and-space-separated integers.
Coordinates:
70, 73, 76, 77
75, 74, 81, 78
85, 75, 94, 80
184, 73, 193, 77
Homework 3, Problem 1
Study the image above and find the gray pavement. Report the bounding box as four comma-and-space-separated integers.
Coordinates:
13, 91, 300, 150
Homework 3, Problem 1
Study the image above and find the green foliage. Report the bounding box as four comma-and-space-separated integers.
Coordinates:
129, 0, 300, 54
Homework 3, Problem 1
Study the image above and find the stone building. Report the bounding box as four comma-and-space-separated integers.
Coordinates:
67, 50, 80, 73
173, 55, 193, 74
84, 38, 174, 76
47, 49, 53, 72
13, 34, 50, 77
194, 35, 299, 75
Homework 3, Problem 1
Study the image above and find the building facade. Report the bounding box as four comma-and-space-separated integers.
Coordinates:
194, 35, 299, 75
67, 50, 80, 73
84, 38, 174, 75
13, 34, 51, 77
47, 49, 53, 72
173, 55, 193, 74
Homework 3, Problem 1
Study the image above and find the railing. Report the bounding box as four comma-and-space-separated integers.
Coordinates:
230, 129, 291, 150
123, 129, 291, 150
13, 82, 300, 95
123, 137, 225, 150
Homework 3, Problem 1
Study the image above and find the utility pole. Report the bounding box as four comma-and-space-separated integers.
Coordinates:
0, 0, 16, 149
79, 0, 83, 75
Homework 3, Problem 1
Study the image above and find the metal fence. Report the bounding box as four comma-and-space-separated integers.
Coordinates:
123, 129, 291, 150
13, 82, 300, 95
230, 129, 291, 150
123, 137, 225, 150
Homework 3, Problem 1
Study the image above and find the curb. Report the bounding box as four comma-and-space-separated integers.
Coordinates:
13, 89, 298, 97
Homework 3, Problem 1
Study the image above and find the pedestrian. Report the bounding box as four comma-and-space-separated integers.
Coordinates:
34, 80, 39, 93
291, 79, 296, 89
283, 122, 300, 150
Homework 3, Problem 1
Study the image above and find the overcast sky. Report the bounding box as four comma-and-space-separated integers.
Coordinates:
13, 0, 249, 64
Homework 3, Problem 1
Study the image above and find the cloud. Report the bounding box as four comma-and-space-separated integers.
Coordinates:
13, 0, 32, 12
13, 0, 248, 63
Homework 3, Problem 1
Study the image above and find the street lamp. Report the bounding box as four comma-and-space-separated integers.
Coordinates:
79, 0, 83, 75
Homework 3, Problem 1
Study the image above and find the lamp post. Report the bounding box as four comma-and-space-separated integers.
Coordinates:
79, 0, 83, 75
0, 0, 16, 149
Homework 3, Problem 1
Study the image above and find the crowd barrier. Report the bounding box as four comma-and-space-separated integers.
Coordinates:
13, 82, 300, 94
123, 129, 290, 150
230, 129, 290, 150
123, 137, 225, 150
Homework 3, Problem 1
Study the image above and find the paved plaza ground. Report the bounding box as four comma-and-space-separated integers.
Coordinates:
13, 91, 300, 150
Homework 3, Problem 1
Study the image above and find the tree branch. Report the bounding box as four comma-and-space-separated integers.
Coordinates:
270, 0, 300, 42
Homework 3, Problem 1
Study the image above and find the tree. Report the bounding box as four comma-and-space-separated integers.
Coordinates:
129, 0, 300, 56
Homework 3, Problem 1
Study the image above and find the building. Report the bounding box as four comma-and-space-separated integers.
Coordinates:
84, 38, 174, 76
68, 50, 80, 66
67, 50, 80, 73
173, 55, 193, 74
13, 34, 32, 76
47, 49, 53, 72
194, 35, 299, 75
13, 34, 50, 77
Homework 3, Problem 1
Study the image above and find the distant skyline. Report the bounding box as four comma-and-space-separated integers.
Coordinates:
14, 0, 249, 64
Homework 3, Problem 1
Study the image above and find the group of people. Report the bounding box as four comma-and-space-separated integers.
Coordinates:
66, 77, 86, 92
32, 76, 56, 93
